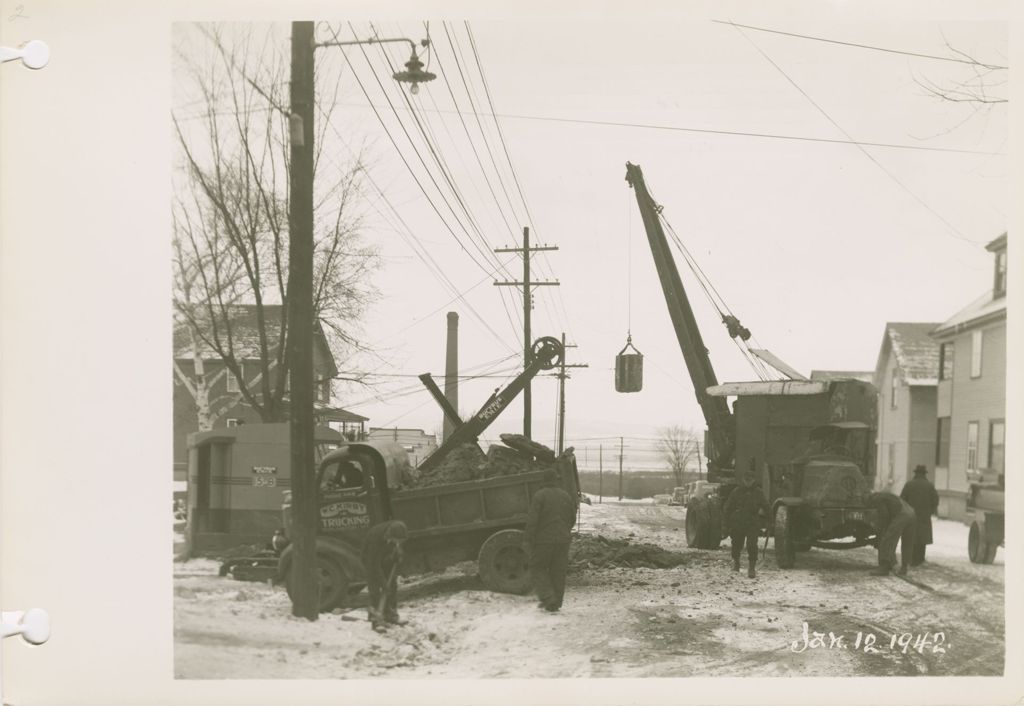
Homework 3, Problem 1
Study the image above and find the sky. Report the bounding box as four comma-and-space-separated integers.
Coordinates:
172, 17, 1009, 463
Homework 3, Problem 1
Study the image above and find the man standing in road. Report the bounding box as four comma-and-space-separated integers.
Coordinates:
362, 519, 408, 633
868, 491, 916, 576
723, 471, 768, 578
524, 468, 576, 612
900, 464, 940, 566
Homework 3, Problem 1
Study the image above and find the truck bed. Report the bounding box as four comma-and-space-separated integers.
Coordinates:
391, 463, 575, 537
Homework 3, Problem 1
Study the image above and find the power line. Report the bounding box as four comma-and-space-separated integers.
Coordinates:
173, 101, 1004, 157
711, 20, 1008, 70
732, 24, 989, 247
481, 111, 1004, 157
313, 102, 517, 355
361, 22, 524, 339
464, 21, 575, 343
343, 28, 503, 277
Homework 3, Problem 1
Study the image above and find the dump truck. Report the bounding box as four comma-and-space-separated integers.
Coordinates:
626, 162, 883, 568
966, 468, 1004, 564
274, 335, 583, 611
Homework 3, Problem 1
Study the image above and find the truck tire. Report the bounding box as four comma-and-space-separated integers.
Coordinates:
686, 498, 722, 549
478, 529, 531, 595
774, 506, 796, 569
286, 553, 351, 612
968, 521, 998, 564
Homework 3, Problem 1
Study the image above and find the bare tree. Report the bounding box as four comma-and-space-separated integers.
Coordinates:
658, 425, 701, 487
172, 23, 378, 426
912, 39, 1007, 137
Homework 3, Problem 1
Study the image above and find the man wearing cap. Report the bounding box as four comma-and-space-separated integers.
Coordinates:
524, 468, 576, 612
362, 519, 408, 632
868, 491, 916, 576
723, 471, 768, 578
900, 465, 940, 566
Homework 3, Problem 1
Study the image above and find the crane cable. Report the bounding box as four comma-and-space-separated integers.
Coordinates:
646, 184, 776, 381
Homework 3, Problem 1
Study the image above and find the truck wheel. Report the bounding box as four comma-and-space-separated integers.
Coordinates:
685, 498, 707, 548
286, 554, 350, 612
968, 522, 997, 564
774, 506, 796, 569
478, 529, 531, 594
685, 498, 722, 549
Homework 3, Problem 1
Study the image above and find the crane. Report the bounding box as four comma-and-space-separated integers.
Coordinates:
625, 162, 883, 566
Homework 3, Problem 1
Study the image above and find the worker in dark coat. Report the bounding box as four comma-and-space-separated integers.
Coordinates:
900, 465, 940, 566
868, 492, 916, 576
524, 468, 576, 612
361, 519, 408, 632
723, 471, 768, 578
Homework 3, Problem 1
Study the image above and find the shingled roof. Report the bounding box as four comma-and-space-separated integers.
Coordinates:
875, 322, 941, 387
932, 290, 1008, 339
809, 370, 873, 383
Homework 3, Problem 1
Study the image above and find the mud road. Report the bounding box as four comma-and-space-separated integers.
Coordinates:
174, 500, 1003, 678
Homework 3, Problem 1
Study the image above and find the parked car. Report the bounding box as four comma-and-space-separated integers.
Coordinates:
679, 480, 719, 507
668, 487, 687, 506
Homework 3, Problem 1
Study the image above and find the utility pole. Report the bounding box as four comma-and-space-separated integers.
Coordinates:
555, 332, 588, 454
598, 445, 603, 503
286, 20, 318, 621
494, 226, 558, 439
618, 436, 624, 501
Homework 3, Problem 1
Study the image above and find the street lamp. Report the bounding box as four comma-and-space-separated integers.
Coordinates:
315, 36, 436, 94
288, 24, 435, 621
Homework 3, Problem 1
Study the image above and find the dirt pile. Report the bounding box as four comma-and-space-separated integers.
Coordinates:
570, 534, 690, 571
408, 437, 565, 489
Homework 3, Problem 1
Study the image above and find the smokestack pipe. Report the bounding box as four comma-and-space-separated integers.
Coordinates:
443, 312, 459, 442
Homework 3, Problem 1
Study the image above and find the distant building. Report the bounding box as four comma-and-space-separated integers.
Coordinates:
872, 323, 940, 492
173, 304, 363, 480
367, 427, 438, 467
809, 370, 873, 383
931, 233, 1007, 519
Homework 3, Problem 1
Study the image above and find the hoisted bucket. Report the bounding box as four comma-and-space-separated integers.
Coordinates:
615, 335, 644, 393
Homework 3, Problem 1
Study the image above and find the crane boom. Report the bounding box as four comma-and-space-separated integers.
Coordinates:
625, 162, 734, 471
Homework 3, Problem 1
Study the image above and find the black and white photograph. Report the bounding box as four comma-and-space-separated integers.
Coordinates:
1, 2, 1021, 705
169, 17, 1008, 680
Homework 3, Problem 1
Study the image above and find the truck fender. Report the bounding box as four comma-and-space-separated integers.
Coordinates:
276, 535, 366, 586
769, 497, 804, 531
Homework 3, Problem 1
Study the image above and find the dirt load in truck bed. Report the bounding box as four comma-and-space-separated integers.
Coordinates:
405, 436, 562, 489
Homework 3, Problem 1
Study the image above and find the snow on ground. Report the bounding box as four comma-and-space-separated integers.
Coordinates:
174, 500, 1004, 679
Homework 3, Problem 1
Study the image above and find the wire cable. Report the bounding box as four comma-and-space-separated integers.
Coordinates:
732, 24, 989, 247
711, 20, 1008, 70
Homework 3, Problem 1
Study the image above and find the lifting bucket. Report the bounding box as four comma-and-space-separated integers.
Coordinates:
615, 337, 643, 393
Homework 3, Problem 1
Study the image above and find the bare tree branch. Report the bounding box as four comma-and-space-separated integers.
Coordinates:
173, 22, 380, 425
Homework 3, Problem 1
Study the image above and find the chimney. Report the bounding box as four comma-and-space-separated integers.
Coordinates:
443, 312, 459, 441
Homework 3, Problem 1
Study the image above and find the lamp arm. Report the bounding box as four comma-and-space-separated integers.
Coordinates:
316, 37, 423, 52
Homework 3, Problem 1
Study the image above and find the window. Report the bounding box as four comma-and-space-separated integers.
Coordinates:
890, 371, 899, 409
939, 342, 954, 381
887, 443, 895, 481
989, 420, 1005, 474
970, 330, 983, 378
226, 363, 243, 393
226, 418, 244, 428
967, 422, 979, 472
935, 417, 951, 467
994, 251, 1007, 298
319, 378, 332, 403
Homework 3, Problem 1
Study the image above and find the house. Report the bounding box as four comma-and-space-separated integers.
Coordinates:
366, 427, 439, 468
173, 304, 361, 480
931, 233, 1008, 520
872, 323, 941, 493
